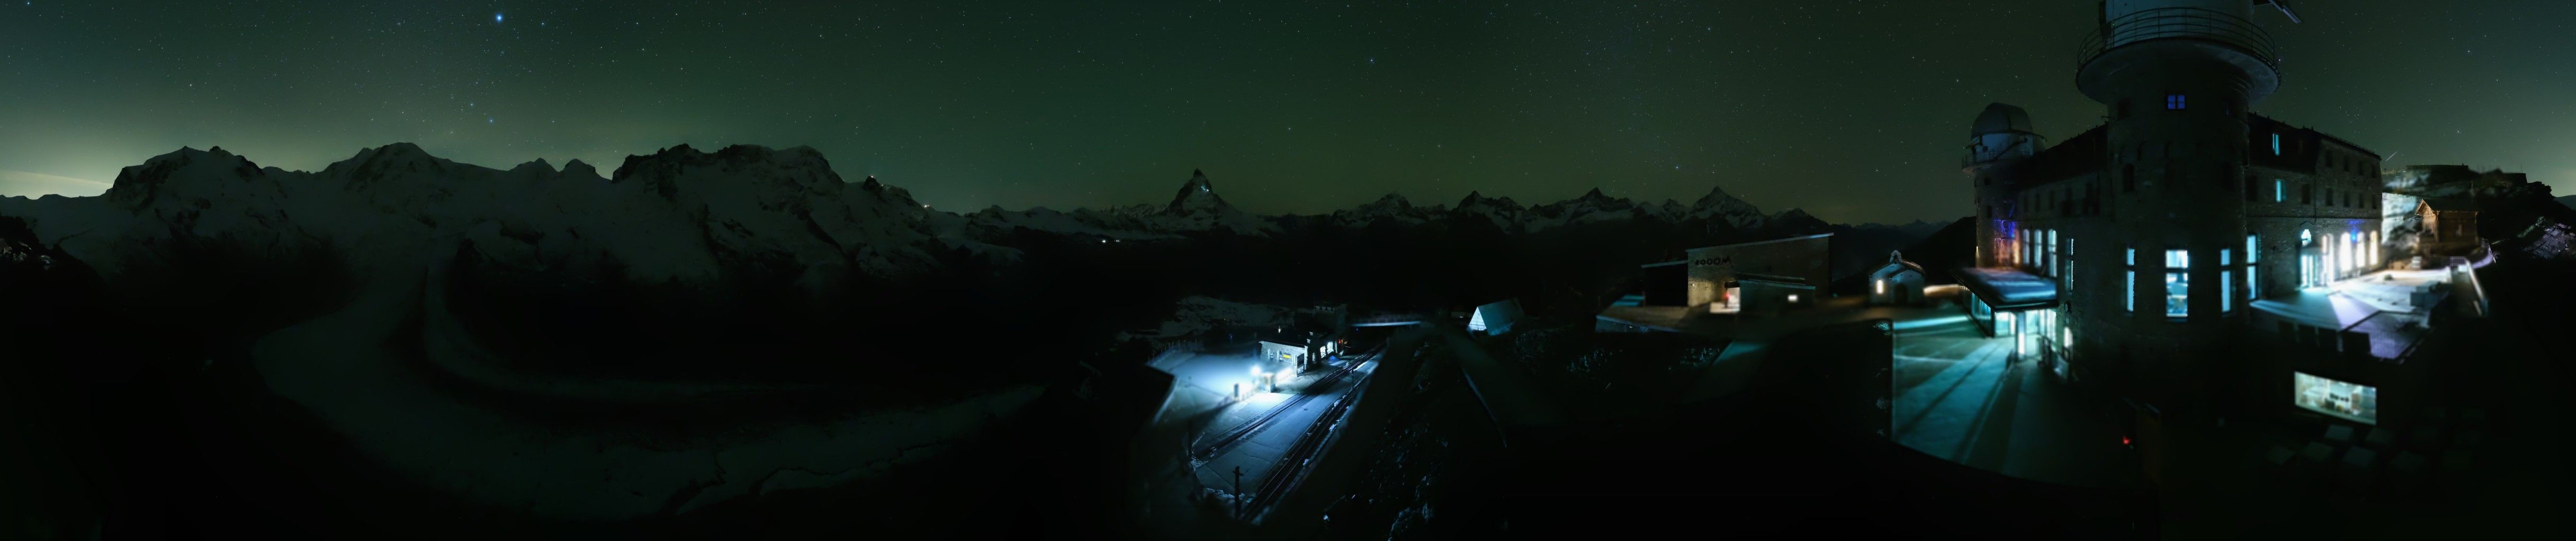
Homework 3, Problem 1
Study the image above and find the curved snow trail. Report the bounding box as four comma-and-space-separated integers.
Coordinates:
250, 255, 1041, 521
419, 238, 830, 404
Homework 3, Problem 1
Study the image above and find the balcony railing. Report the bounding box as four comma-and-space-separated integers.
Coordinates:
2078, 7, 2278, 72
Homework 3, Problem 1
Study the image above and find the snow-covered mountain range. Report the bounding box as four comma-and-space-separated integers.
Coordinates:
1, 143, 1940, 290
1308, 184, 1792, 234
0, 143, 1010, 291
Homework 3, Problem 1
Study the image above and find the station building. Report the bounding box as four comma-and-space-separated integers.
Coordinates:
1957, 0, 2489, 423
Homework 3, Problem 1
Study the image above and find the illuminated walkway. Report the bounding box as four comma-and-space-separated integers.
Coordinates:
1889, 315, 2142, 488
1186, 357, 1375, 508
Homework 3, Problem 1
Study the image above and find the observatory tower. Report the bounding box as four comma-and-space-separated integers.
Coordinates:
1963, 102, 2043, 268
2075, 0, 2284, 397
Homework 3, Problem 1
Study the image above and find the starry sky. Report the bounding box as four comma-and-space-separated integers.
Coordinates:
1, 1, 2570, 223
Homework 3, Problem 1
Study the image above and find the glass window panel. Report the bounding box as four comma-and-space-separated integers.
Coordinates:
2127, 270, 2136, 313
2166, 271, 2189, 318
2223, 271, 2233, 312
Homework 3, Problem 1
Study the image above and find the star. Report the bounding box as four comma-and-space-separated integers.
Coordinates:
494, 13, 503, 23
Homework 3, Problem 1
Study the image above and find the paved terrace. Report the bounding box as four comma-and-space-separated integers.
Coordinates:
2251, 268, 2451, 360
1601, 294, 2143, 488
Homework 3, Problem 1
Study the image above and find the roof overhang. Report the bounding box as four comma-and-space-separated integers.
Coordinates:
1955, 266, 2059, 311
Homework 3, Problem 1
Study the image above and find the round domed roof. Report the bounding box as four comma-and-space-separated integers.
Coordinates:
1970, 102, 2034, 137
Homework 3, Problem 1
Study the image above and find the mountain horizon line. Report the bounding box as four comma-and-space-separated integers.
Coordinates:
2, 142, 1955, 226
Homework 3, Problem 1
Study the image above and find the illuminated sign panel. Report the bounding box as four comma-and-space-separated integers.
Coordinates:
2292, 371, 2379, 425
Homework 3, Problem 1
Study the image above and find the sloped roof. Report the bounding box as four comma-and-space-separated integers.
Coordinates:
2012, 124, 2109, 185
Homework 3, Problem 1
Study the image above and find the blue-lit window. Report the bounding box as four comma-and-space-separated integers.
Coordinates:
2223, 268, 2234, 312
2271, 133, 2282, 155
2274, 179, 2285, 202
2046, 230, 2059, 277
2065, 238, 2076, 292
2221, 249, 2234, 312
2246, 234, 2259, 301
2125, 245, 2137, 313
2165, 249, 2190, 318
2166, 94, 2186, 110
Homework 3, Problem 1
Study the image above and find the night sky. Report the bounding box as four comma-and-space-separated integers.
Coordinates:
2, 1, 2569, 223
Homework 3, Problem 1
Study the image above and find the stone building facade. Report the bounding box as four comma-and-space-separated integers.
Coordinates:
1959, 0, 2387, 402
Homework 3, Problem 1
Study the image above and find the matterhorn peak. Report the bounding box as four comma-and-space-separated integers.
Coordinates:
1165, 169, 1229, 215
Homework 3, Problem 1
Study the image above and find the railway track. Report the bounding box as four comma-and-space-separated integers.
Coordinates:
1237, 380, 1361, 522
1192, 348, 1374, 460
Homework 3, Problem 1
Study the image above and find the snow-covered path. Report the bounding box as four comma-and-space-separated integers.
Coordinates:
250, 255, 1041, 521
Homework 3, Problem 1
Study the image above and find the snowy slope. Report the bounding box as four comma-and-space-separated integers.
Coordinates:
0, 144, 1055, 523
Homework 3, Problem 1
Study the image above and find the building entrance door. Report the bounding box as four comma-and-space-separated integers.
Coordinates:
2023, 308, 2055, 366
2299, 253, 2323, 289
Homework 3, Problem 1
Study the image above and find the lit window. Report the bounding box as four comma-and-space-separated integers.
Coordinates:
1876, 279, 1886, 295
2047, 229, 2059, 277
2340, 233, 2354, 272
2127, 270, 2136, 313
2166, 94, 2186, 110
2126, 246, 2136, 266
2221, 249, 2234, 312
2246, 234, 2260, 301
2222, 270, 2233, 312
2166, 249, 2189, 318
2065, 238, 2076, 292
2274, 179, 2284, 202
2272, 133, 2282, 155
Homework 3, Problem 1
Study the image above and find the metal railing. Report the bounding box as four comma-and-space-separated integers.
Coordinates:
2077, 7, 2278, 71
